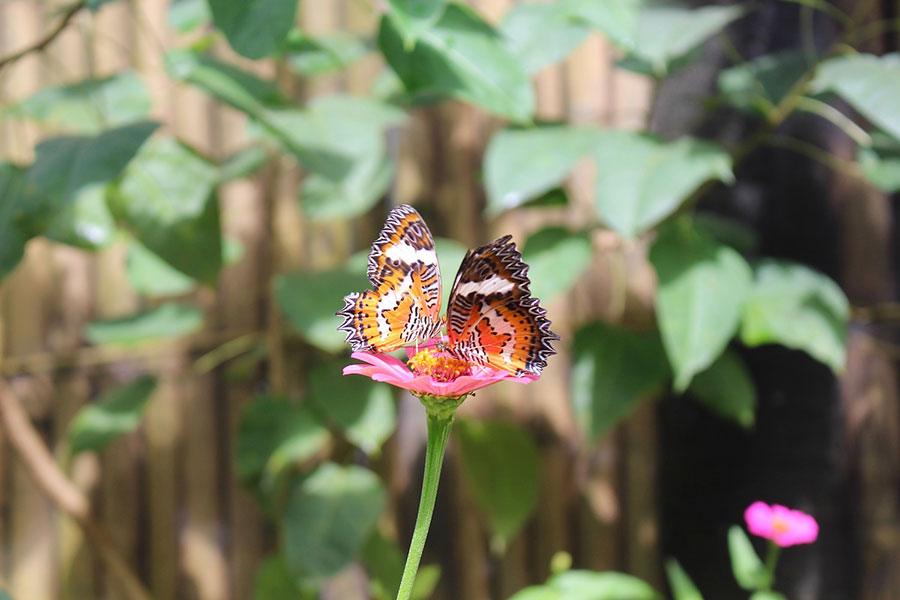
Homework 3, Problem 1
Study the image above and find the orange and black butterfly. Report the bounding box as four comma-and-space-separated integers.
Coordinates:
337, 204, 558, 376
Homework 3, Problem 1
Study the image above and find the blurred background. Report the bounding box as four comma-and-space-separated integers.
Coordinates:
0, 0, 898, 599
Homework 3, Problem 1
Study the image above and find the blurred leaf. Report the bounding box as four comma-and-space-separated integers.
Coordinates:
727, 525, 770, 591
810, 53, 900, 140
378, 2, 535, 122
749, 592, 787, 600
236, 396, 329, 496
410, 565, 442, 599
251, 555, 316, 600
67, 375, 157, 455
665, 558, 703, 600
362, 530, 404, 600
388, 0, 446, 48
620, 4, 745, 77
88, 0, 120, 11
7, 71, 151, 133
650, 220, 752, 392
0, 162, 36, 281
167, 0, 211, 32
455, 419, 540, 542
84, 302, 204, 345
301, 155, 394, 222
208, 0, 297, 59
309, 359, 396, 456
218, 145, 269, 183
0, 588, 11, 600
593, 132, 733, 237
126, 240, 197, 297
693, 213, 758, 255
687, 349, 756, 429
283, 31, 370, 76
485, 125, 597, 215
548, 570, 658, 599
282, 462, 387, 578
571, 321, 669, 440
508, 586, 560, 600
111, 137, 222, 285
740, 260, 848, 372
274, 265, 368, 352
858, 131, 900, 193
500, 2, 590, 74
564, 0, 639, 50
521, 226, 593, 303
522, 187, 569, 209
718, 51, 809, 117
42, 183, 116, 249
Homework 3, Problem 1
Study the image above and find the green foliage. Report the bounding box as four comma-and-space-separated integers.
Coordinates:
665, 558, 703, 600
167, 0, 210, 33
0, 162, 35, 280
500, 2, 590, 74
282, 462, 387, 578
718, 52, 809, 117
110, 137, 223, 285
388, 0, 447, 48
251, 555, 316, 600
651, 219, 753, 392
858, 131, 900, 193
308, 358, 397, 456
484, 125, 596, 215
207, 0, 297, 59
455, 419, 541, 543
687, 349, 756, 429
749, 592, 787, 600
727, 525, 770, 590
740, 260, 849, 372
521, 226, 593, 303
547, 570, 658, 599
67, 375, 157, 455
571, 321, 669, 440
565, 0, 640, 50
379, 2, 535, 122
283, 31, 370, 76
811, 53, 900, 140
592, 133, 733, 238
84, 303, 204, 345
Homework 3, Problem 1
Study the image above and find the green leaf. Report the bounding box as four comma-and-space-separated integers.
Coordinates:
727, 525, 770, 591
858, 131, 900, 193
274, 265, 368, 353
650, 220, 752, 392
740, 259, 848, 372
0, 161, 36, 281
126, 238, 242, 297
687, 349, 756, 429
110, 137, 222, 285
42, 183, 116, 249
218, 145, 270, 183
309, 359, 396, 456
378, 2, 535, 122
362, 530, 404, 600
410, 564, 442, 600
0, 588, 12, 600
388, 0, 447, 48
718, 51, 809, 117
282, 462, 387, 578
167, 0, 211, 32
455, 419, 540, 542
283, 31, 370, 76
571, 321, 669, 440
84, 302, 204, 345
508, 586, 561, 600
207, 0, 297, 59
810, 53, 900, 140
548, 570, 658, 599
67, 375, 157, 455
301, 155, 394, 222
251, 555, 316, 600
665, 558, 704, 600
593, 132, 733, 238
693, 213, 758, 255
88, 0, 120, 11
749, 592, 787, 600
500, 2, 590, 74
620, 4, 745, 77
521, 226, 593, 303
235, 396, 329, 496
485, 125, 597, 215
7, 71, 151, 133
564, 0, 640, 50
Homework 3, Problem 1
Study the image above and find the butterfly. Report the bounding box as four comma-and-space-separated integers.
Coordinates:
337, 204, 558, 376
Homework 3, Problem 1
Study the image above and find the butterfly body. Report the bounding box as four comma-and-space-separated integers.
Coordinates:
338, 205, 558, 377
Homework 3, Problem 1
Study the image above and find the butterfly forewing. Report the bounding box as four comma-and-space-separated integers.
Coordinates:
337, 205, 443, 352
446, 236, 558, 376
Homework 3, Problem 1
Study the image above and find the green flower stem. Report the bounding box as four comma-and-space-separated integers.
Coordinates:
763, 540, 781, 590
396, 395, 463, 600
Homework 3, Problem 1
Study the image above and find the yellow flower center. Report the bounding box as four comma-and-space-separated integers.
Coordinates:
773, 517, 790, 533
408, 349, 472, 382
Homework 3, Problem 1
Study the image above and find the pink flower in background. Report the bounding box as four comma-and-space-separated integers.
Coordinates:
343, 346, 538, 398
744, 501, 819, 547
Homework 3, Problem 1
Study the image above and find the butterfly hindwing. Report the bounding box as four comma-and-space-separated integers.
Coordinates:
446, 236, 558, 376
337, 205, 443, 352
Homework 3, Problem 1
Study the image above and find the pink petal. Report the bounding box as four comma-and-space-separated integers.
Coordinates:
745, 501, 776, 540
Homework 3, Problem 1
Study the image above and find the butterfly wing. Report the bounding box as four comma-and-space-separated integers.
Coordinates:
337, 204, 443, 352
446, 235, 558, 376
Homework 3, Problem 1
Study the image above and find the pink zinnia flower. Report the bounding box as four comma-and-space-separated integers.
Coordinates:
343, 341, 538, 398
744, 501, 819, 547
